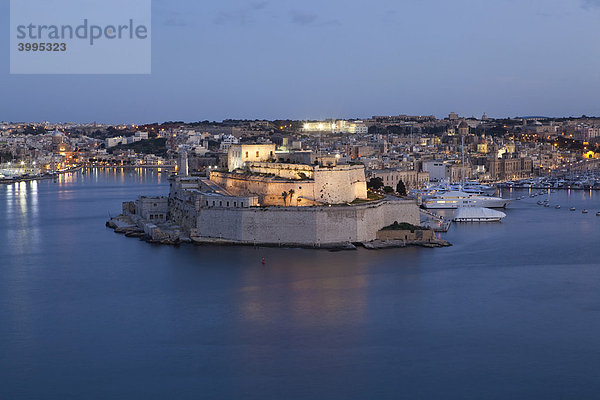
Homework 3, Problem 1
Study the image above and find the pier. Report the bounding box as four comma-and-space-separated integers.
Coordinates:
420, 209, 451, 232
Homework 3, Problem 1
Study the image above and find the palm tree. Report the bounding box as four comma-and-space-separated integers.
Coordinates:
288, 189, 295, 206
281, 191, 288, 206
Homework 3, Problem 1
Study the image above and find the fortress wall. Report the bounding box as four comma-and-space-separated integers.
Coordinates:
313, 166, 368, 204
209, 172, 315, 206
195, 207, 318, 244
240, 209, 319, 244
168, 196, 200, 232
210, 165, 368, 206
193, 200, 420, 245
382, 200, 420, 227
196, 208, 246, 240
246, 162, 314, 180
315, 206, 361, 243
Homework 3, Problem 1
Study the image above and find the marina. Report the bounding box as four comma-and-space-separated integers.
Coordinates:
498, 173, 600, 190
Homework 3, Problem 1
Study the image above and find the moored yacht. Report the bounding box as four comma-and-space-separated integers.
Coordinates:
453, 207, 506, 222
422, 190, 511, 209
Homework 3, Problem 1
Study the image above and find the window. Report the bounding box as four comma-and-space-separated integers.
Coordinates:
227, 201, 229, 207
245, 151, 248, 158
234, 202, 237, 207
219, 201, 222, 206
256, 151, 259, 157
212, 201, 215, 206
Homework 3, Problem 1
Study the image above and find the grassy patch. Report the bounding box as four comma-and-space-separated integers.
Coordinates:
367, 191, 385, 201
381, 222, 423, 232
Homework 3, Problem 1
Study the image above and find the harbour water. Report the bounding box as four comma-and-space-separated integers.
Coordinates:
2, 169, 600, 399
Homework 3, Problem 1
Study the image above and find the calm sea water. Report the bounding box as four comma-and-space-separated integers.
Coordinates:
2, 169, 600, 399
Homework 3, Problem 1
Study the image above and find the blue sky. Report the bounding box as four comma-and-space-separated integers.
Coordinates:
2, 0, 600, 123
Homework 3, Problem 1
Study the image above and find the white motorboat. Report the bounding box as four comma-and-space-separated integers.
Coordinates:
453, 207, 506, 222
422, 190, 511, 209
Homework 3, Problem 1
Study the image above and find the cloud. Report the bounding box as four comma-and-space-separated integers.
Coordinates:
290, 10, 318, 25
320, 19, 341, 26
164, 17, 188, 27
290, 10, 340, 26
251, 1, 269, 11
214, 1, 270, 25
582, 0, 600, 8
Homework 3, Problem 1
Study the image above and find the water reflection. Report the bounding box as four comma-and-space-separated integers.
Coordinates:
238, 263, 369, 326
235, 250, 424, 328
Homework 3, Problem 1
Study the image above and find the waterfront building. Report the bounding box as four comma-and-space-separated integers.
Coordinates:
367, 169, 430, 190
227, 143, 276, 171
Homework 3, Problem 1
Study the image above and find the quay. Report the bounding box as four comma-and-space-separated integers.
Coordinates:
0, 165, 84, 185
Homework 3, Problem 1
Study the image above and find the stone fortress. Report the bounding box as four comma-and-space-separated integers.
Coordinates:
109, 144, 426, 248
212, 143, 367, 206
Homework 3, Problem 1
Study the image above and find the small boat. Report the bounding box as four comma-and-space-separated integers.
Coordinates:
555, 205, 561, 209
544, 204, 550, 207
582, 210, 588, 214
570, 207, 576, 211
596, 212, 600, 216
537, 201, 544, 205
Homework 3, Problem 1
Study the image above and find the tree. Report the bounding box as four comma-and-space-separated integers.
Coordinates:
288, 189, 295, 206
367, 177, 384, 190
383, 186, 394, 194
396, 180, 407, 196
282, 191, 288, 206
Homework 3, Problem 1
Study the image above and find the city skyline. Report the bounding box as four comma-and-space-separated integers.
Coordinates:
3, 0, 600, 123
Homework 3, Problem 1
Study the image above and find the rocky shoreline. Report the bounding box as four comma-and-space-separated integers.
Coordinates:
106, 215, 451, 250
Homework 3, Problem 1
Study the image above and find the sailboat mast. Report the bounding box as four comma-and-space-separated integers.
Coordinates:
461, 130, 465, 189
